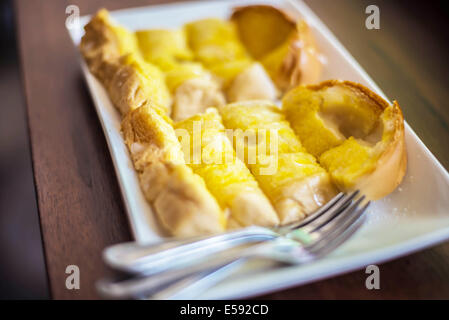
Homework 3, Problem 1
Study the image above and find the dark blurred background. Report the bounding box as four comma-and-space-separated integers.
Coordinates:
0, 0, 49, 299
1, 0, 448, 299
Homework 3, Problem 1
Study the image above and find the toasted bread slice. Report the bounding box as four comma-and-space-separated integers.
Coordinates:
253, 153, 337, 224
208, 59, 278, 103
136, 29, 193, 70
219, 100, 337, 224
171, 76, 226, 122
226, 63, 278, 102
121, 104, 225, 236
175, 108, 279, 227
162, 61, 225, 121
105, 53, 171, 116
184, 17, 278, 103
231, 5, 297, 59
208, 59, 252, 88
134, 27, 226, 122
231, 5, 321, 91
184, 18, 249, 68
140, 161, 225, 237
283, 80, 407, 199
80, 10, 171, 116
80, 9, 138, 81
121, 104, 184, 171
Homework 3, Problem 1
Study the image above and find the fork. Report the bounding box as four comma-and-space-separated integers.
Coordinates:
98, 191, 370, 299
103, 191, 362, 275
152, 210, 368, 300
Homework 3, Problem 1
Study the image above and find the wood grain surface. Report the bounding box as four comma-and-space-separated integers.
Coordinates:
15, 0, 449, 299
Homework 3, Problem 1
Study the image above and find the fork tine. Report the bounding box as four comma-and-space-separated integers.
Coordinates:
305, 198, 368, 251
313, 195, 368, 236
307, 201, 370, 255
309, 204, 369, 258
298, 190, 360, 234
280, 192, 345, 231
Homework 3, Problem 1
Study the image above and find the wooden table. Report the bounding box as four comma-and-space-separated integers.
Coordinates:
15, 0, 449, 299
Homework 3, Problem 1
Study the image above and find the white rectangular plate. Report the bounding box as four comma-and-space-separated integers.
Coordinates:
68, 0, 449, 299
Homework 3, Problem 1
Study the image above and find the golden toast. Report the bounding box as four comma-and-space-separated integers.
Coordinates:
79, 8, 407, 237
122, 104, 225, 236
232, 5, 322, 92
175, 108, 279, 228
283, 80, 407, 200
220, 100, 337, 223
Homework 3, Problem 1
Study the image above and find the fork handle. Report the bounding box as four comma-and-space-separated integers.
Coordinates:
149, 258, 246, 300
97, 250, 253, 299
103, 226, 276, 274
98, 239, 304, 299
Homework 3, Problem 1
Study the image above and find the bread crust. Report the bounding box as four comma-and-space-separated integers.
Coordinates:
140, 162, 225, 236
232, 4, 297, 25
231, 5, 297, 59
106, 62, 148, 116
353, 101, 407, 199
268, 21, 321, 92
284, 80, 407, 200
122, 106, 225, 236
231, 5, 322, 91
80, 10, 121, 76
